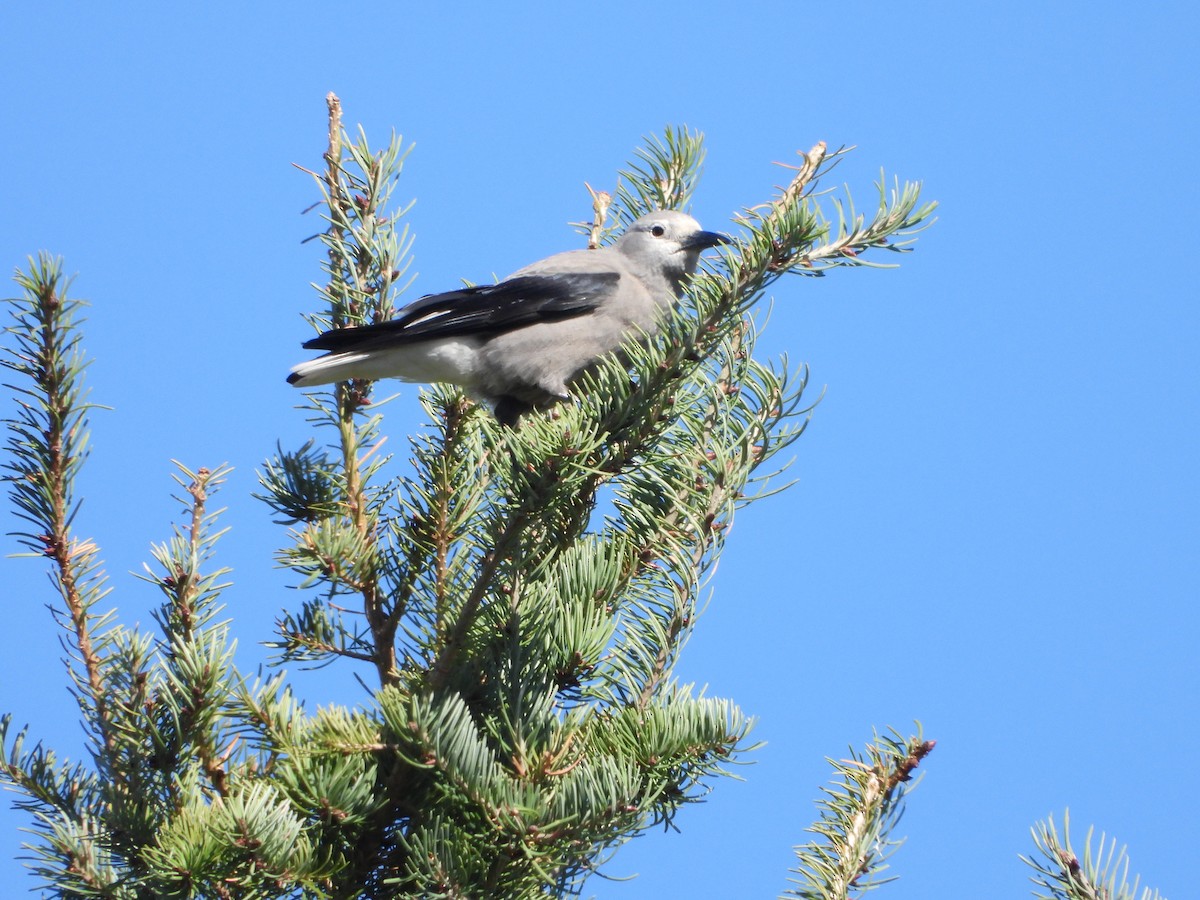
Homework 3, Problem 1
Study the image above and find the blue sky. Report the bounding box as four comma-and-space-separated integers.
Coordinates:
2, 2, 1197, 897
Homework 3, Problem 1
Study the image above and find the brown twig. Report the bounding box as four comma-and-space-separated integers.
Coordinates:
766, 141, 828, 228
583, 183, 612, 250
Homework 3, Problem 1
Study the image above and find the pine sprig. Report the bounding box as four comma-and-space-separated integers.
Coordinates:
1023, 811, 1165, 900
141, 463, 238, 800
2, 254, 120, 762
611, 125, 707, 233
392, 389, 490, 673
274, 93, 419, 688
783, 728, 936, 899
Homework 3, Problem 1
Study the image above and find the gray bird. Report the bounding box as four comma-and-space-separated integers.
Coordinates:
287, 209, 729, 425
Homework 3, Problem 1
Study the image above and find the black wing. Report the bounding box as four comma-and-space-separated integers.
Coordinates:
302, 272, 618, 352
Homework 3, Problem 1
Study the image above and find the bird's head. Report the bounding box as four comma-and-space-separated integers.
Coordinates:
615, 210, 730, 292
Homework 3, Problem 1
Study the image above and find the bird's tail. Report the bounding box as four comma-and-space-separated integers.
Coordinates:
286, 352, 373, 387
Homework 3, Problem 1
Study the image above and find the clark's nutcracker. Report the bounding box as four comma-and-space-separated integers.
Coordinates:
287, 209, 729, 425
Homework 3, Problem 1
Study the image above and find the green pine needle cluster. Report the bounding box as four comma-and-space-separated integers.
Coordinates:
1023, 811, 1165, 900
782, 728, 934, 899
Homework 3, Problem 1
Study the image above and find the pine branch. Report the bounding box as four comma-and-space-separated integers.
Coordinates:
398, 391, 485, 664
2, 255, 116, 758
783, 728, 935, 899
428, 507, 528, 692
326, 97, 399, 688
1023, 811, 1165, 900
277, 92, 418, 687
143, 462, 237, 799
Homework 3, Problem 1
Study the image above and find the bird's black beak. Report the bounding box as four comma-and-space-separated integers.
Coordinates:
684, 230, 733, 251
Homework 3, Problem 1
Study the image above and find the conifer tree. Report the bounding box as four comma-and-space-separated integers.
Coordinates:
2, 95, 1161, 899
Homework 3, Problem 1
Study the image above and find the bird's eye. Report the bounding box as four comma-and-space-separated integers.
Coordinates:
650, 224, 666, 237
